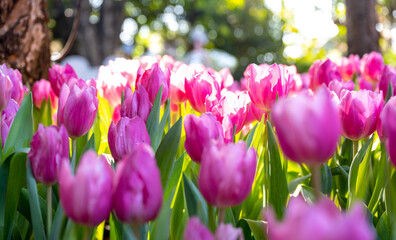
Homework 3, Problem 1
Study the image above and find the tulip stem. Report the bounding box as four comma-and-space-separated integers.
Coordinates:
218, 208, 225, 224
132, 224, 141, 240
311, 165, 321, 201
71, 138, 77, 171
353, 140, 359, 158
46, 186, 52, 237
83, 226, 91, 240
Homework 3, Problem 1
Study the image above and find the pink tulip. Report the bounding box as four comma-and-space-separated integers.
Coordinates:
272, 87, 340, 165
1, 99, 19, 147
121, 87, 152, 122
136, 63, 170, 104
48, 63, 78, 97
267, 197, 375, 240
32, 79, 57, 109
0, 64, 24, 106
169, 64, 193, 104
184, 113, 224, 163
0, 69, 13, 112
108, 116, 151, 162
246, 63, 290, 111
378, 65, 396, 99
309, 59, 342, 91
112, 105, 121, 125
219, 67, 235, 89
360, 51, 384, 83
199, 141, 256, 207
338, 56, 359, 81
286, 65, 303, 93
339, 89, 383, 141
185, 70, 221, 113
28, 124, 69, 185
380, 96, 396, 166
358, 76, 376, 91
215, 223, 244, 240
59, 150, 113, 226
57, 79, 98, 138
183, 217, 214, 240
112, 144, 162, 224
328, 79, 355, 97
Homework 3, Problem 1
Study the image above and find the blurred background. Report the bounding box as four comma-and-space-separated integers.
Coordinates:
47, 0, 396, 79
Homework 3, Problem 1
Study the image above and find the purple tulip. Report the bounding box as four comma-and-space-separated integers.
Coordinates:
267, 197, 375, 240
0, 70, 13, 112
309, 59, 342, 91
360, 51, 384, 83
378, 65, 396, 99
0, 64, 24, 106
184, 113, 224, 163
59, 150, 113, 226
272, 87, 340, 165
120, 87, 152, 122
135, 63, 170, 104
48, 63, 78, 97
380, 96, 396, 166
183, 217, 214, 240
112, 144, 162, 224
246, 63, 290, 111
215, 223, 244, 240
199, 141, 256, 208
1, 99, 19, 147
57, 79, 98, 138
339, 89, 383, 141
108, 116, 151, 162
28, 124, 69, 185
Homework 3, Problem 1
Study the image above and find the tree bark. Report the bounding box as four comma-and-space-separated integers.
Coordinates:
346, 0, 380, 56
0, 0, 51, 84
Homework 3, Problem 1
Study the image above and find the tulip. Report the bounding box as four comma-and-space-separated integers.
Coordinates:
57, 79, 98, 138
121, 87, 152, 122
309, 59, 342, 91
184, 113, 224, 163
358, 76, 376, 91
267, 197, 375, 240
183, 217, 214, 240
380, 96, 396, 166
0, 70, 13, 112
169, 64, 189, 104
112, 144, 162, 224
108, 116, 151, 162
0, 64, 24, 105
185, 70, 221, 113
219, 67, 234, 89
59, 150, 113, 226
338, 55, 359, 81
327, 79, 355, 97
48, 63, 78, 97
32, 79, 57, 109
1, 99, 19, 147
360, 51, 384, 83
112, 105, 121, 125
378, 65, 396, 99
272, 87, 340, 164
135, 63, 170, 104
199, 141, 256, 207
339, 89, 383, 141
28, 124, 69, 185
245, 63, 290, 111
214, 223, 244, 240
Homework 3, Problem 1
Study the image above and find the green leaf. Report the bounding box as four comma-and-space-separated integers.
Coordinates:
288, 174, 311, 194
3, 153, 27, 240
146, 86, 163, 149
245, 123, 257, 148
170, 181, 188, 240
266, 121, 289, 219
49, 204, 65, 240
2, 93, 33, 161
26, 160, 46, 240
109, 213, 122, 240
152, 98, 170, 152
183, 174, 208, 225
320, 164, 332, 195
237, 219, 267, 240
150, 192, 173, 240
386, 80, 393, 103
33, 98, 53, 131
376, 212, 390, 240
155, 117, 182, 187
163, 153, 184, 201
75, 133, 89, 162
301, 185, 325, 204
368, 143, 387, 211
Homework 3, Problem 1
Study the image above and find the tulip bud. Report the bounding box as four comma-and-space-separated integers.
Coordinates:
338, 56, 359, 81
32, 79, 57, 109
0, 64, 24, 105
1, 99, 19, 147
267, 197, 375, 240
183, 217, 214, 240
108, 116, 151, 162
184, 113, 224, 163
0, 70, 13, 112
360, 51, 384, 83
49, 64, 78, 97
112, 144, 162, 224
246, 63, 290, 111
121, 87, 152, 122
59, 150, 113, 226
339, 89, 383, 141
380, 96, 396, 166
272, 88, 340, 165
28, 124, 69, 185
199, 141, 256, 208
185, 70, 221, 113
135, 63, 170, 104
309, 59, 342, 91
57, 80, 98, 138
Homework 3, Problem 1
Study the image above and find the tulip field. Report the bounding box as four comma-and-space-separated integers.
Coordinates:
1, 51, 396, 240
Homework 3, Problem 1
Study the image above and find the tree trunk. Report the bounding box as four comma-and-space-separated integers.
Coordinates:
0, 0, 51, 84
346, 0, 380, 56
